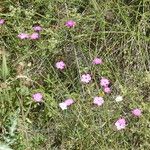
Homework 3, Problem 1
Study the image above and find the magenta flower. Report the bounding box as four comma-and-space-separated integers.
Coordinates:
132, 108, 142, 117
33, 25, 42, 32
93, 96, 104, 106
64, 99, 74, 106
92, 57, 102, 65
81, 74, 91, 83
115, 118, 126, 130
30, 32, 39, 40
103, 87, 111, 93
65, 20, 76, 28
32, 93, 43, 102
18, 33, 29, 39
100, 77, 110, 87
55, 61, 66, 70
0, 19, 5, 25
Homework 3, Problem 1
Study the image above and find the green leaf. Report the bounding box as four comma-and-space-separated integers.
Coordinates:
1, 51, 9, 81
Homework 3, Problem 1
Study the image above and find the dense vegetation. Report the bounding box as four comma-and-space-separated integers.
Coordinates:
0, 0, 150, 149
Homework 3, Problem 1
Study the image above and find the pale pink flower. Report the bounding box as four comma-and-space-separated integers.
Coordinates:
64, 99, 74, 106
132, 108, 142, 117
30, 32, 39, 40
65, 20, 76, 28
81, 74, 91, 83
93, 96, 104, 106
92, 57, 102, 65
32, 93, 43, 102
103, 87, 111, 93
55, 61, 66, 70
115, 118, 126, 130
18, 33, 29, 39
0, 19, 5, 25
59, 102, 67, 110
100, 78, 110, 87
33, 25, 42, 32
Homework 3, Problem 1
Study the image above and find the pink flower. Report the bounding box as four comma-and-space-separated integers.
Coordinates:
59, 99, 74, 110
92, 57, 102, 65
0, 19, 5, 25
93, 96, 104, 106
30, 32, 39, 40
103, 87, 111, 93
100, 78, 110, 87
65, 20, 76, 28
18, 33, 29, 39
81, 74, 91, 83
33, 25, 42, 32
64, 99, 74, 106
115, 118, 126, 130
32, 93, 43, 102
55, 61, 66, 70
132, 108, 142, 117
59, 102, 67, 110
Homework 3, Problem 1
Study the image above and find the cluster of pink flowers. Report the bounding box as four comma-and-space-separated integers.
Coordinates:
30, 32, 39, 40
54, 55, 143, 131
17, 25, 42, 40
115, 108, 142, 130
29, 20, 143, 132
18, 33, 29, 39
2, 18, 143, 133
100, 78, 111, 93
32, 93, 142, 131
18, 32, 39, 40
59, 99, 74, 110
59, 96, 105, 110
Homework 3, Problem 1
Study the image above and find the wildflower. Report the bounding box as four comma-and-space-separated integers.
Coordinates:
55, 61, 66, 70
132, 108, 142, 117
33, 25, 42, 32
92, 57, 102, 65
32, 93, 43, 102
65, 20, 76, 28
115, 118, 126, 130
81, 74, 91, 83
103, 87, 111, 93
64, 99, 74, 106
30, 32, 39, 40
100, 77, 110, 87
59, 102, 67, 110
115, 95, 123, 102
93, 96, 104, 106
18, 33, 29, 39
0, 19, 5, 25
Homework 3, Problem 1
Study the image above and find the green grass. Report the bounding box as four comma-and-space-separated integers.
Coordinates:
0, 0, 150, 149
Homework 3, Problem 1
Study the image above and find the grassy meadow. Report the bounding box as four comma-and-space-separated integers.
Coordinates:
0, 0, 150, 149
